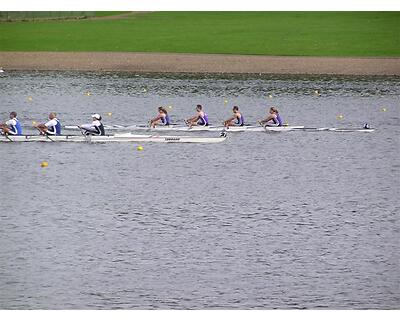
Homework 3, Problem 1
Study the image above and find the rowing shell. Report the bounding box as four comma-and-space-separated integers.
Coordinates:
64, 125, 374, 133
0, 133, 227, 143
64, 124, 264, 132
64, 125, 302, 132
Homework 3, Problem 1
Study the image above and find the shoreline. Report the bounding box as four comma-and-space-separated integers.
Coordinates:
1, 52, 399, 75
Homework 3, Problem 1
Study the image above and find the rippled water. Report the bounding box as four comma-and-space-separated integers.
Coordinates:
0, 71, 399, 309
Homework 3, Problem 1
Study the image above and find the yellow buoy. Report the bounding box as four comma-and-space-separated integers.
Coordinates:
107, 112, 112, 116
41, 161, 48, 168
168, 105, 172, 109
143, 89, 147, 93
32, 121, 37, 125
337, 114, 344, 120
268, 94, 272, 98
85, 91, 91, 96
224, 99, 228, 105
284, 122, 289, 126
137, 145, 144, 151
28, 96, 33, 102
381, 107, 387, 112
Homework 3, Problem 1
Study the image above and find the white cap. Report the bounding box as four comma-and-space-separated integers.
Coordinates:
91, 113, 101, 119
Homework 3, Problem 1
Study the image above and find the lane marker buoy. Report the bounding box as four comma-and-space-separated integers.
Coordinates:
41, 161, 48, 168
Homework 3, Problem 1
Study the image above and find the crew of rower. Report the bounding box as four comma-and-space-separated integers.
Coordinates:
258, 106, 283, 127
0, 105, 284, 136
223, 106, 245, 127
35, 112, 62, 135
151, 105, 282, 128
0, 111, 23, 135
185, 104, 209, 128
79, 114, 105, 136
149, 107, 170, 128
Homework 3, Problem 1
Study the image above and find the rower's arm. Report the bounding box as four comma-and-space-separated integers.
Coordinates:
259, 115, 273, 124
151, 115, 162, 122
224, 116, 236, 125
187, 115, 199, 122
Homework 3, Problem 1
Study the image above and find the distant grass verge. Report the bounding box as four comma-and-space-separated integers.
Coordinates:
0, 12, 399, 56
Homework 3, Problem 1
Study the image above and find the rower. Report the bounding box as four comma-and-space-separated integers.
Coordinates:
223, 106, 245, 128
79, 114, 105, 135
150, 107, 170, 128
36, 112, 61, 135
185, 104, 209, 128
0, 111, 22, 135
259, 106, 283, 127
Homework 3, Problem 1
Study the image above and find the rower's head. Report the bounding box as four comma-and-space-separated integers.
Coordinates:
269, 107, 279, 114
233, 106, 239, 112
49, 112, 56, 120
9, 111, 17, 119
92, 113, 102, 121
158, 106, 167, 114
196, 104, 203, 112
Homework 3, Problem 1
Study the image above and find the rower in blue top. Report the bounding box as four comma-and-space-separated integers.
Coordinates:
185, 104, 209, 128
150, 107, 170, 128
36, 112, 61, 135
259, 106, 283, 127
0, 111, 22, 135
223, 106, 245, 128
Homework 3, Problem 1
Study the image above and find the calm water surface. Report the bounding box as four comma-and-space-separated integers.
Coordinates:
0, 72, 399, 309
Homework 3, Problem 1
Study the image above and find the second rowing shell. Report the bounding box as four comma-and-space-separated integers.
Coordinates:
64, 125, 304, 132
64, 125, 374, 133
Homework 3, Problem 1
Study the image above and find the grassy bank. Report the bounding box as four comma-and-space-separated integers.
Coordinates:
0, 12, 399, 56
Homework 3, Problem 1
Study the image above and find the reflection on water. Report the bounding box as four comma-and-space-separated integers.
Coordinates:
0, 71, 399, 309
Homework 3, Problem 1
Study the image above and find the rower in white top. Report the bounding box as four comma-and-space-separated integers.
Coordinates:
35, 112, 62, 135
79, 114, 105, 135
0, 111, 23, 135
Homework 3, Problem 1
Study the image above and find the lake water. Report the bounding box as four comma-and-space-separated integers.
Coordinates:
0, 71, 399, 309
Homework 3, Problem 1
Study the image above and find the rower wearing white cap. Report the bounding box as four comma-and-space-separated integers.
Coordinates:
79, 114, 105, 136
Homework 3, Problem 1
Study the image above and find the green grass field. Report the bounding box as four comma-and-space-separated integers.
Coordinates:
0, 12, 399, 56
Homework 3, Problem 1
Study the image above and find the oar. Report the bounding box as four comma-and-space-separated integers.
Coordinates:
35, 126, 55, 142
258, 121, 268, 130
76, 126, 93, 143
4, 133, 13, 142
45, 134, 55, 142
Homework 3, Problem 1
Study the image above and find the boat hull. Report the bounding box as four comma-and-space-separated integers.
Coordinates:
0, 134, 227, 143
65, 125, 301, 132
64, 125, 374, 133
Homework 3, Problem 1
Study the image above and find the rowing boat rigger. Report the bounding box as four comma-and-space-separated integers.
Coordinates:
0, 133, 228, 143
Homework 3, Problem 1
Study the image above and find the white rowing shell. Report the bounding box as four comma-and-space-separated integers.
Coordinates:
65, 125, 300, 132
64, 125, 374, 133
0, 134, 227, 143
